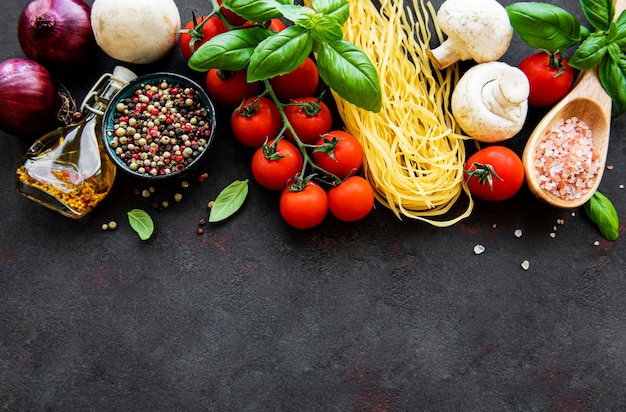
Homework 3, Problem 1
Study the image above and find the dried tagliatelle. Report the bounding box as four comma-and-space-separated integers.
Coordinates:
306, 0, 472, 226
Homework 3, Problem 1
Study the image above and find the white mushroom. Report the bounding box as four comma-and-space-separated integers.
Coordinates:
451, 61, 529, 143
427, 0, 513, 69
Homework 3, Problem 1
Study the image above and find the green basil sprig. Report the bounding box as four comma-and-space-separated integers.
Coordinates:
507, 0, 626, 116
584, 191, 620, 240
189, 0, 382, 113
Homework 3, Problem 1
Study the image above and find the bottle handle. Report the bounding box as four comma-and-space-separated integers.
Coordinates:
81, 73, 112, 116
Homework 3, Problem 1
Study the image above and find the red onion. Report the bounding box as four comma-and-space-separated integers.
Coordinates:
18, 0, 95, 72
0, 58, 60, 138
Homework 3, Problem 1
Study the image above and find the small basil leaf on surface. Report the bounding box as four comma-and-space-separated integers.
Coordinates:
584, 191, 620, 240
224, 0, 289, 22
580, 0, 614, 31
568, 33, 609, 70
311, 0, 349, 25
189, 28, 271, 72
127, 209, 154, 241
316, 39, 382, 112
598, 52, 626, 116
248, 25, 313, 81
209, 180, 249, 223
506, 2, 583, 51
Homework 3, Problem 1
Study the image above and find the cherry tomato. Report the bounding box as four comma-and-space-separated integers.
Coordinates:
313, 130, 363, 179
217, 0, 247, 26
518, 51, 574, 107
206, 68, 260, 108
464, 146, 525, 201
180, 16, 228, 62
328, 176, 375, 222
268, 18, 287, 31
280, 180, 328, 229
284, 97, 333, 144
251, 139, 303, 191
231, 96, 282, 148
270, 57, 319, 101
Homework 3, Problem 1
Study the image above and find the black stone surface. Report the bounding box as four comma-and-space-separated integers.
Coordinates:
1, 0, 625, 410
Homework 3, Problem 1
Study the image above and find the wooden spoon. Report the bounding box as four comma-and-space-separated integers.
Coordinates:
522, 0, 625, 209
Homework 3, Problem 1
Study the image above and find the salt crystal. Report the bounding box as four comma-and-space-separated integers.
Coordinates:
514, 229, 523, 238
474, 244, 485, 255
550, 232, 556, 238
594, 240, 600, 246
620, 184, 624, 189
521, 260, 530, 270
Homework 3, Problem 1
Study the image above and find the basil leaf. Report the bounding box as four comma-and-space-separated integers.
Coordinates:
581, 0, 614, 31
568, 33, 609, 70
311, 15, 344, 44
316, 39, 382, 112
224, 0, 290, 22
506, 2, 583, 51
248, 25, 313, 81
188, 28, 271, 72
311, 0, 349, 25
584, 191, 620, 240
616, 12, 626, 47
127, 209, 154, 241
277, 4, 316, 28
599, 53, 626, 116
209, 180, 249, 223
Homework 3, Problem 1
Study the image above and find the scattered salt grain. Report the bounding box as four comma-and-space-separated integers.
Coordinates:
550, 232, 556, 238
533, 117, 600, 200
474, 244, 485, 255
620, 184, 624, 189
514, 229, 523, 238
521, 260, 530, 270
594, 240, 600, 246
606, 165, 614, 170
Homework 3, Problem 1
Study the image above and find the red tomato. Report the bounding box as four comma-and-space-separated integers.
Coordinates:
270, 57, 319, 101
268, 18, 287, 31
217, 0, 247, 26
280, 181, 328, 229
180, 16, 228, 62
464, 146, 525, 201
284, 97, 333, 144
251, 139, 303, 191
206, 69, 260, 108
328, 176, 375, 222
231, 96, 282, 148
518, 51, 574, 107
313, 130, 363, 179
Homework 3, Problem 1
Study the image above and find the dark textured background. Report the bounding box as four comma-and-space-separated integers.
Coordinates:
1, 0, 625, 410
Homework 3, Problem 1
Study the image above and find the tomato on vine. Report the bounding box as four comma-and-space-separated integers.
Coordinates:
217, 0, 247, 26
313, 130, 363, 179
179, 15, 228, 62
328, 176, 375, 222
205, 68, 259, 108
251, 139, 303, 191
270, 57, 319, 102
231, 96, 282, 148
518, 51, 574, 107
280, 180, 328, 229
464, 146, 525, 201
284, 97, 333, 144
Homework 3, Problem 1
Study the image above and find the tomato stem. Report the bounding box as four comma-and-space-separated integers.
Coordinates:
464, 162, 503, 190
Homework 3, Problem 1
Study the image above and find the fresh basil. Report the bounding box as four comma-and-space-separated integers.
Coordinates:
209, 180, 249, 223
127, 209, 154, 241
599, 52, 626, 116
248, 26, 313, 82
568, 34, 609, 69
316, 39, 382, 113
189, 28, 271, 72
311, 0, 349, 25
584, 191, 620, 240
225, 0, 289, 22
581, 0, 614, 31
189, 0, 381, 112
506, 3, 583, 51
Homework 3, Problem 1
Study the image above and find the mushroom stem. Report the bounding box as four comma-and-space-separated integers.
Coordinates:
481, 67, 529, 122
426, 38, 470, 70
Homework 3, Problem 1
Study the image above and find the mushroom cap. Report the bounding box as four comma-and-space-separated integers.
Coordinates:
436, 0, 513, 63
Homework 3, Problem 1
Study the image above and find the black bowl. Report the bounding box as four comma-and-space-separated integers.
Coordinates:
102, 72, 217, 181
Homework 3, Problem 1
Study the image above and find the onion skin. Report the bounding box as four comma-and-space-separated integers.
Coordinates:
17, 0, 95, 72
0, 58, 60, 138
91, 0, 181, 64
